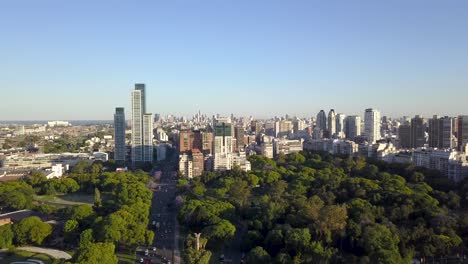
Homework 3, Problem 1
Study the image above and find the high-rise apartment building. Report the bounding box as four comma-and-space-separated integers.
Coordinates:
410, 115, 426, 148
328, 109, 336, 136
131, 88, 143, 165
458, 116, 468, 152
398, 123, 411, 149
234, 126, 245, 151
276, 120, 292, 138
202, 131, 213, 155
179, 130, 193, 153
293, 119, 306, 134
213, 117, 234, 171
345, 115, 361, 140
131, 84, 153, 166
135, 83, 146, 113
429, 116, 453, 149
336, 113, 346, 137
142, 113, 154, 162
114, 107, 126, 165
364, 108, 381, 144
316, 110, 327, 131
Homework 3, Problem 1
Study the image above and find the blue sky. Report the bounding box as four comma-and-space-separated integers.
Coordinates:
1, 0, 467, 120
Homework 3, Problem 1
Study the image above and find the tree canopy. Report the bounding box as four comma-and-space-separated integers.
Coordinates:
178, 151, 468, 263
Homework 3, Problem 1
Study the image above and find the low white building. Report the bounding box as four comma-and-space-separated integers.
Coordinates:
274, 139, 303, 156
413, 148, 468, 182
47, 121, 71, 127
44, 164, 66, 178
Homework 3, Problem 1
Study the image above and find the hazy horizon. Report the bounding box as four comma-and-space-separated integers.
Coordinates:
1, 1, 467, 120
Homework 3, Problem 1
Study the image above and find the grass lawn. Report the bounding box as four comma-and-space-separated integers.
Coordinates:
0, 250, 57, 264
34, 192, 94, 207
116, 251, 136, 264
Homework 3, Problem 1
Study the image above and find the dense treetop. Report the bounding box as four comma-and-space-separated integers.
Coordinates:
178, 151, 468, 264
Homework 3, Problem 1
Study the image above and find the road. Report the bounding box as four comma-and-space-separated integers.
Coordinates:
137, 150, 180, 264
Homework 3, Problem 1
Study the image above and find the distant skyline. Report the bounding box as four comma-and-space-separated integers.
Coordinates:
1, 0, 467, 120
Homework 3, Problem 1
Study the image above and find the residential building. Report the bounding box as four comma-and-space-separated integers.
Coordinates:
213, 117, 234, 171
202, 131, 213, 155
179, 153, 193, 178
192, 150, 204, 177
142, 113, 154, 163
316, 110, 327, 131
274, 139, 303, 156
336, 113, 346, 137
364, 108, 381, 143
345, 115, 361, 140
234, 126, 245, 151
399, 123, 411, 149
131, 84, 144, 166
428, 116, 453, 149
114, 107, 126, 164
179, 130, 193, 153
458, 116, 468, 152
410, 115, 426, 148
328, 109, 336, 136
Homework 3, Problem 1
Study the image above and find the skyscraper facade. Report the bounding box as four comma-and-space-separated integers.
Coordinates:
410, 115, 426, 148
131, 84, 153, 166
429, 116, 453, 149
458, 116, 468, 152
131, 88, 143, 165
345, 115, 361, 140
114, 107, 126, 165
336, 113, 346, 137
364, 108, 381, 144
316, 110, 327, 131
234, 125, 245, 151
142, 113, 154, 162
398, 123, 411, 149
328, 109, 336, 136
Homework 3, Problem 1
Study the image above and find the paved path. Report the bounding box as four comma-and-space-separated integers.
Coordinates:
17, 247, 72, 260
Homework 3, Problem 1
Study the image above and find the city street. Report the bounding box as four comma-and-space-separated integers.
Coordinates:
136, 148, 180, 264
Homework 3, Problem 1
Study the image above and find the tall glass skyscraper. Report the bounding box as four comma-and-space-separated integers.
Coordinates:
131, 84, 153, 167
114, 107, 126, 165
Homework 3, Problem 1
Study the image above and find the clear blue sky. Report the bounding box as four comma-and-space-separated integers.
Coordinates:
1, 0, 467, 120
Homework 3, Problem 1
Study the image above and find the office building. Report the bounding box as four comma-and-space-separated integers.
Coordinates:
113, 107, 126, 164
364, 108, 381, 143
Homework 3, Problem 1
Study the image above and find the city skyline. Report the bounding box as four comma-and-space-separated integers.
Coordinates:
1, 1, 468, 120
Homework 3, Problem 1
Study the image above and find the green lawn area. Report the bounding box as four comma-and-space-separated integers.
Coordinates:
34, 192, 94, 207
117, 251, 136, 264
0, 250, 57, 264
